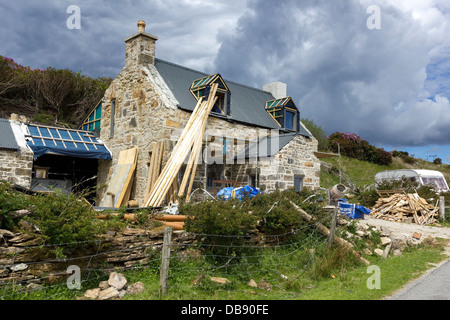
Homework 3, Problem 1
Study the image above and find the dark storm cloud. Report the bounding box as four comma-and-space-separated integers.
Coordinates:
214, 0, 450, 148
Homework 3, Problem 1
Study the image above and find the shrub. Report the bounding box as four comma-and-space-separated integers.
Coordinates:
0, 181, 30, 229
28, 190, 100, 245
327, 132, 392, 165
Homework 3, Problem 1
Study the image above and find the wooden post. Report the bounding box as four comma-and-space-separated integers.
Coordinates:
328, 207, 338, 247
440, 196, 446, 221
160, 227, 173, 296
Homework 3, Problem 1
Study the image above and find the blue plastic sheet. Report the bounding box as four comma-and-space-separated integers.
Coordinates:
338, 198, 371, 219
216, 186, 260, 201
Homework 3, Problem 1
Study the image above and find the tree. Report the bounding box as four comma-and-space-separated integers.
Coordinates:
301, 118, 328, 151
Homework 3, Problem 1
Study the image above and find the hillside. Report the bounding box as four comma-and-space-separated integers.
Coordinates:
320, 154, 450, 191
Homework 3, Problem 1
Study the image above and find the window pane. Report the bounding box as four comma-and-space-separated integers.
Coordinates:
285, 111, 295, 130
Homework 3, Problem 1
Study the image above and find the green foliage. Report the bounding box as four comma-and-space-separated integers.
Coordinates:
179, 189, 327, 261
28, 190, 99, 245
0, 55, 112, 127
391, 150, 416, 164
301, 118, 329, 151
328, 132, 392, 166
0, 181, 31, 229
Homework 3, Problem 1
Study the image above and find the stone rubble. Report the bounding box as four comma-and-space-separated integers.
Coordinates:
83, 272, 145, 300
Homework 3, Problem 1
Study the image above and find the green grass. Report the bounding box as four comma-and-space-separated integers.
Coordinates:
298, 243, 448, 300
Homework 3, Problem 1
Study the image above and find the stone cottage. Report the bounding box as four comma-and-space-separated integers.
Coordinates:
95, 21, 321, 206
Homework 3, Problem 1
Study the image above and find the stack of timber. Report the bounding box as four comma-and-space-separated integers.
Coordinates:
370, 193, 439, 225
144, 83, 219, 208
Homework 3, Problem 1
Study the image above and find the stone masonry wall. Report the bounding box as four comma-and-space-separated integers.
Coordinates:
0, 148, 33, 188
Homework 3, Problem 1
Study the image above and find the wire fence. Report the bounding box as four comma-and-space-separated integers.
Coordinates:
0, 213, 341, 300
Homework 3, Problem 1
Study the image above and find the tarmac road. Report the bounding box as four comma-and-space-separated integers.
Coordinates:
385, 258, 450, 300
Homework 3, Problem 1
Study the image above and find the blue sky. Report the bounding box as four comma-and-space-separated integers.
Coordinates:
1, 0, 450, 164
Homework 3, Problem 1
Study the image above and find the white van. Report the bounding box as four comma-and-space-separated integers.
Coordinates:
375, 169, 449, 193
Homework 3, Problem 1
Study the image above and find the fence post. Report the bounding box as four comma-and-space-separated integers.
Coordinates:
328, 207, 338, 247
440, 196, 446, 221
160, 227, 173, 297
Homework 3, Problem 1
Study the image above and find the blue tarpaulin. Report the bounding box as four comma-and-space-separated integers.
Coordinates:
338, 198, 371, 219
216, 186, 260, 201
25, 124, 112, 160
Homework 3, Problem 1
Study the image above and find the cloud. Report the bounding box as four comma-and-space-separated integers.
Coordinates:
0, 0, 245, 77
213, 0, 450, 148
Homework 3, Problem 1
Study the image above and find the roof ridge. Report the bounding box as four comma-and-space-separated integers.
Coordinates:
154, 58, 273, 96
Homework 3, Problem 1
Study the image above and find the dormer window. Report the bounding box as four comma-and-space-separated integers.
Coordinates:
190, 74, 231, 116
265, 97, 299, 132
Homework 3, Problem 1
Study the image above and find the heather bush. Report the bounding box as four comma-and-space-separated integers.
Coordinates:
328, 132, 392, 165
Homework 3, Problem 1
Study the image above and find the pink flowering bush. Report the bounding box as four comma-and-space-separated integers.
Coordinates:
328, 132, 392, 165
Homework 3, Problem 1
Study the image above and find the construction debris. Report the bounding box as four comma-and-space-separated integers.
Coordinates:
370, 192, 439, 225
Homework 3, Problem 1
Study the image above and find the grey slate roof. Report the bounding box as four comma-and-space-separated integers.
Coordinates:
154, 58, 312, 138
0, 119, 20, 150
235, 132, 299, 160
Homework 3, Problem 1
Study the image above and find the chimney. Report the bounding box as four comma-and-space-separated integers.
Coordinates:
263, 81, 287, 99
124, 20, 158, 67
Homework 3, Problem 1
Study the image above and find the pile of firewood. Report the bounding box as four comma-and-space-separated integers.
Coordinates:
370, 192, 439, 225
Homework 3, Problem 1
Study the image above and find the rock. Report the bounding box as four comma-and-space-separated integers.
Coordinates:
127, 282, 145, 295
9, 263, 28, 272
258, 280, 272, 291
247, 279, 258, 288
393, 249, 403, 256
26, 283, 42, 292
210, 277, 230, 285
374, 248, 384, 256
363, 248, 372, 256
0, 229, 15, 238
118, 290, 127, 299
382, 244, 392, 259
99, 280, 110, 290
98, 286, 120, 300
108, 272, 127, 290
84, 288, 101, 300
380, 237, 392, 246
356, 230, 366, 237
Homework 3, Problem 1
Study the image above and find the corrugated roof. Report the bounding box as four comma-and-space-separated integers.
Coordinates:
154, 58, 311, 138
0, 119, 20, 150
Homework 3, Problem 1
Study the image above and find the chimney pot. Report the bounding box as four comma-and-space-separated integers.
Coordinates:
137, 20, 146, 33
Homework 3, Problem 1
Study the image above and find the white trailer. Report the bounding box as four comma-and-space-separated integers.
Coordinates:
375, 169, 449, 193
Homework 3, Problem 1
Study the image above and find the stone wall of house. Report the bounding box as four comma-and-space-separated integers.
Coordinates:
0, 148, 33, 188
258, 134, 321, 191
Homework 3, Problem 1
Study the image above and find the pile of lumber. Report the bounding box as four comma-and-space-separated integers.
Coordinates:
370, 193, 439, 225
144, 83, 219, 208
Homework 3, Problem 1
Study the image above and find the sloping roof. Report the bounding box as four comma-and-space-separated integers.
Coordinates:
24, 124, 112, 160
235, 132, 298, 160
154, 58, 311, 138
0, 119, 20, 150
